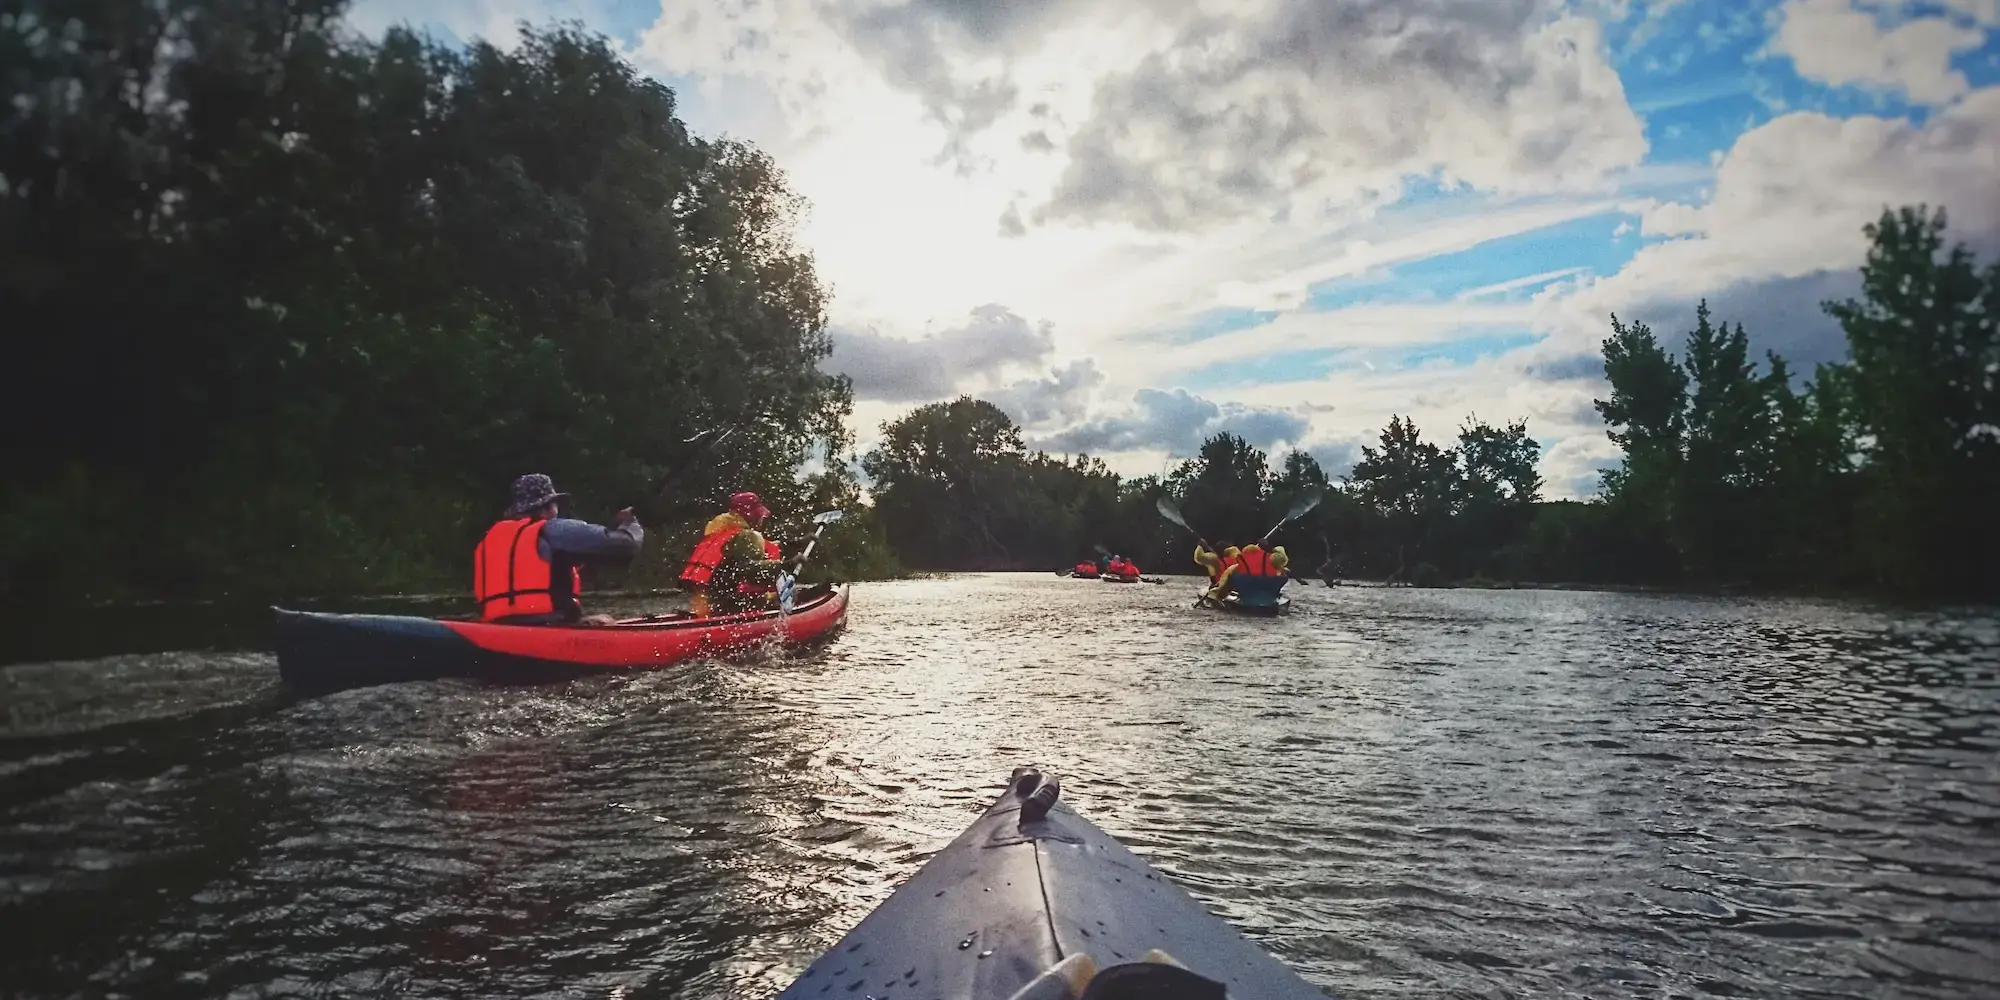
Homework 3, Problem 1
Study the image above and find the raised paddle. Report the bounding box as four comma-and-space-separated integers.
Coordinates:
1155, 496, 1225, 607
777, 509, 846, 613
1255, 491, 1323, 546
1154, 496, 1216, 554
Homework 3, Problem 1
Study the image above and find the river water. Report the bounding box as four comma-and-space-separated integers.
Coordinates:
2, 574, 1997, 999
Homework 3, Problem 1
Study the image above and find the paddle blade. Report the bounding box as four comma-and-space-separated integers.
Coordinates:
1286, 491, 1323, 521
811, 509, 846, 525
1154, 496, 1191, 529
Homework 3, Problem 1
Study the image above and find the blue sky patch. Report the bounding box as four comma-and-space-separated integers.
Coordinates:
1304, 211, 1643, 309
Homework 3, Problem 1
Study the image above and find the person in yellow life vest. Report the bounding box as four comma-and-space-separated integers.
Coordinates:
474, 473, 644, 625
679, 491, 783, 617
1194, 542, 1243, 598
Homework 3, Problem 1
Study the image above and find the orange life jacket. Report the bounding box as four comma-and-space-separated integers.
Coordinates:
474, 518, 581, 621
680, 524, 743, 586
1236, 546, 1274, 576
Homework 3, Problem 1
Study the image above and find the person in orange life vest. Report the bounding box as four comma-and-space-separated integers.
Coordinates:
474, 473, 644, 626
680, 491, 783, 617
1208, 542, 1290, 600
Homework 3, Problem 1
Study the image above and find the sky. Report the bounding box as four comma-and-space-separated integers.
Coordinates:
346, 0, 2000, 497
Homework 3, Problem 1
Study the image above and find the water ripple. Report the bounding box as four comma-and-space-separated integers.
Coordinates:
1, 577, 1996, 999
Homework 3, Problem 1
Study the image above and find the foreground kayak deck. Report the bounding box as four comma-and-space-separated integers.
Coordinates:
273, 584, 848, 694
777, 768, 1329, 1000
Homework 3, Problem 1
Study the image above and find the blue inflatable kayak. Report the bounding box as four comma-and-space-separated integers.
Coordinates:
776, 768, 1329, 1000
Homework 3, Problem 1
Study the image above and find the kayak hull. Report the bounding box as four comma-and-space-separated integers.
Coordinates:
273, 584, 848, 693
1197, 591, 1291, 616
776, 769, 1327, 1000
1101, 573, 1139, 584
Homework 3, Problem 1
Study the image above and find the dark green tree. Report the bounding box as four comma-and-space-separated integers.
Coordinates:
1349, 416, 1456, 579
1675, 302, 1771, 581
1168, 433, 1272, 544
1823, 205, 2000, 595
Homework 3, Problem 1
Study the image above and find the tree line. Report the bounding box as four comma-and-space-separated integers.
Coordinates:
8, 1, 1988, 604
863, 207, 1997, 599
3, 3, 883, 601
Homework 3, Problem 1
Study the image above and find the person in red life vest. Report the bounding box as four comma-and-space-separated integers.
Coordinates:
1073, 560, 1100, 578
1114, 555, 1142, 577
1211, 542, 1290, 603
680, 491, 783, 617
474, 473, 644, 626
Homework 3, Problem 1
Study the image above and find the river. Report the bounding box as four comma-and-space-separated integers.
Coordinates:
2, 574, 1997, 999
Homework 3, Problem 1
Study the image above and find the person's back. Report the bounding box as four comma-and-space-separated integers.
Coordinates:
475, 474, 643, 625
681, 491, 781, 616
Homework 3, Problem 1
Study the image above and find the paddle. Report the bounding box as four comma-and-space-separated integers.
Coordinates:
1153, 496, 1215, 555
777, 509, 846, 613
1255, 491, 1323, 546
1155, 497, 1223, 607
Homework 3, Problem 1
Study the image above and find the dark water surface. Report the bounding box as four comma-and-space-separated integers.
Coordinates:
3, 575, 1998, 999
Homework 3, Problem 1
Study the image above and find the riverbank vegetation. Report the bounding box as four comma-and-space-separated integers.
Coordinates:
8, 4, 1989, 605
865, 207, 1997, 600
3, 4, 895, 602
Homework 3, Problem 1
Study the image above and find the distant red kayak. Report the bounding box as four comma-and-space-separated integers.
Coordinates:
274, 584, 850, 693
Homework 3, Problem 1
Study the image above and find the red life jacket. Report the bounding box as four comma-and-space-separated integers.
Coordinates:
1236, 546, 1274, 576
680, 524, 743, 586
474, 518, 581, 621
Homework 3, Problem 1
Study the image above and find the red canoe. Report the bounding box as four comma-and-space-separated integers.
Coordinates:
273, 584, 850, 694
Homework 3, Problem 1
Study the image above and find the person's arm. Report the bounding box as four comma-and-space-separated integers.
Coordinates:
540, 512, 644, 563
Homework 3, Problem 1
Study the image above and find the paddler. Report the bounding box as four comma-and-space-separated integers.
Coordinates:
474, 473, 644, 626
679, 491, 784, 617
1212, 542, 1290, 603
1193, 542, 1241, 597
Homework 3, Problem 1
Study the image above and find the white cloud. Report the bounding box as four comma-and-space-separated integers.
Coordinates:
1034, 2, 1647, 230
1035, 388, 1309, 456
987, 359, 1107, 430
824, 304, 1055, 401
1540, 434, 1626, 498
1545, 87, 2000, 365
339, 0, 1996, 505
1768, 0, 1990, 106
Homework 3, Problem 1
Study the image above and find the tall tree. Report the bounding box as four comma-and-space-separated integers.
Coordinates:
862, 397, 1025, 567
1594, 314, 1689, 581
1169, 433, 1271, 545
1, 9, 854, 600
1349, 416, 1456, 578
1675, 302, 1771, 581
1823, 205, 2000, 595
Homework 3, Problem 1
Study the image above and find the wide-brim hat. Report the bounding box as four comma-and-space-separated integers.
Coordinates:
507, 473, 570, 516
